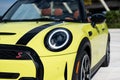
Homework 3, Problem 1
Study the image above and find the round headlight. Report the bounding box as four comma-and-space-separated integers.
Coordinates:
44, 28, 72, 51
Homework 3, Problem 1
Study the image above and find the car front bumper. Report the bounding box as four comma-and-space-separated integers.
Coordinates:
0, 44, 76, 80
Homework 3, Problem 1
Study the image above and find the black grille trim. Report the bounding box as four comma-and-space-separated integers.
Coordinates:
0, 44, 44, 80
0, 72, 19, 79
0, 50, 31, 60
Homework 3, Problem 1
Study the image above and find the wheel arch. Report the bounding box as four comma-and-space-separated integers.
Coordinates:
72, 37, 91, 80
108, 32, 110, 42
77, 37, 91, 62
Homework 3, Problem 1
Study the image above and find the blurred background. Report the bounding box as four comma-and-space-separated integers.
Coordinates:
85, 0, 120, 28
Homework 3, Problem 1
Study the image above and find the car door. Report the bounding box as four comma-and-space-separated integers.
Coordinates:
96, 23, 108, 60
90, 13, 108, 64
89, 24, 102, 68
87, 16, 108, 68
83, 23, 103, 68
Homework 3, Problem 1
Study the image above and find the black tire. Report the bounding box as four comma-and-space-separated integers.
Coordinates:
102, 41, 110, 67
72, 50, 91, 80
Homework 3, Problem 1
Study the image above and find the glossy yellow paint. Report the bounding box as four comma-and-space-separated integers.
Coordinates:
27, 22, 108, 79
0, 21, 108, 80
90, 23, 108, 68
0, 22, 51, 44
0, 60, 36, 79
41, 53, 76, 80
27, 22, 86, 56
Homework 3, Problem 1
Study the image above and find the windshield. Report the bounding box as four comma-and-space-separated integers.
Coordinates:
3, 0, 81, 22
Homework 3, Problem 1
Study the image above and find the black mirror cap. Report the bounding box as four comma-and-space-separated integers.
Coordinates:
91, 13, 106, 24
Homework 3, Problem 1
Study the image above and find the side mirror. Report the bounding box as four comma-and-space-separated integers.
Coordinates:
91, 13, 106, 26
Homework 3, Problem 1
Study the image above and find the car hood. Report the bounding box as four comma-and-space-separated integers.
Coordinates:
0, 22, 52, 45
0, 21, 86, 57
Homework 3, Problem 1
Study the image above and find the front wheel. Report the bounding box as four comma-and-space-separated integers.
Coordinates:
73, 51, 91, 80
80, 51, 91, 80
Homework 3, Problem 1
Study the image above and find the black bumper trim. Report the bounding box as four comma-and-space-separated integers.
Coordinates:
64, 63, 67, 80
19, 77, 35, 80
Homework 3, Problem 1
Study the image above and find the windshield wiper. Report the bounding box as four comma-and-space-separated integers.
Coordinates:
0, 16, 3, 22
1, 18, 59, 22
1, 19, 13, 22
36, 18, 78, 22
1, 18, 77, 22
32, 18, 61, 21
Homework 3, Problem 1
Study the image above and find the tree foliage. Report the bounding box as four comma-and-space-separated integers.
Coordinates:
106, 10, 120, 28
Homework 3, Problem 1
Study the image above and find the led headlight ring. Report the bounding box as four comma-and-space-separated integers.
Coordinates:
44, 28, 72, 51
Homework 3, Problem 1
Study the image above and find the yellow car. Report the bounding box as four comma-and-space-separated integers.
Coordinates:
0, 0, 110, 80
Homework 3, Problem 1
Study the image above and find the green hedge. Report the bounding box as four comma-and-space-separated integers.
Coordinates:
106, 10, 120, 28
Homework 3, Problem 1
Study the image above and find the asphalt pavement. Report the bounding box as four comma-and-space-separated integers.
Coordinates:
92, 29, 120, 80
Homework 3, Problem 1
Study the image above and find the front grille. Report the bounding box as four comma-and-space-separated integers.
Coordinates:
0, 44, 44, 80
0, 72, 19, 79
0, 50, 31, 60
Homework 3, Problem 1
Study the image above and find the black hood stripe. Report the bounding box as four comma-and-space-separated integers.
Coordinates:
16, 22, 62, 45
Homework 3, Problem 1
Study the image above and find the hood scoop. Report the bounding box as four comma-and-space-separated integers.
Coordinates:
0, 32, 16, 35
